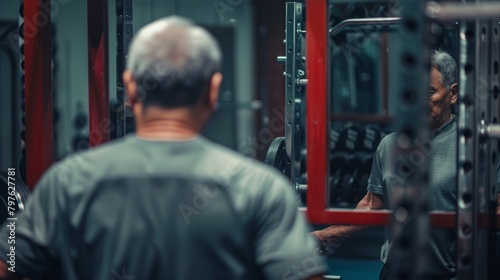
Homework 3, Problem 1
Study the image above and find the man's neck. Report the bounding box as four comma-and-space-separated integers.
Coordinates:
133, 105, 204, 140
136, 123, 199, 140
432, 114, 454, 133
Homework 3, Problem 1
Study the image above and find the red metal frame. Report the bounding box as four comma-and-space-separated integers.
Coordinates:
24, 0, 53, 189
88, 0, 109, 147
303, 0, 499, 229
302, 210, 459, 228
305, 0, 329, 212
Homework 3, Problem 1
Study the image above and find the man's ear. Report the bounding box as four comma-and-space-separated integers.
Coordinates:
123, 70, 137, 107
208, 72, 223, 111
450, 83, 458, 104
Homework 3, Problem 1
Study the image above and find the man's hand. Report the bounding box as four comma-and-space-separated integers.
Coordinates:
311, 230, 323, 241
310, 192, 385, 250
311, 230, 327, 250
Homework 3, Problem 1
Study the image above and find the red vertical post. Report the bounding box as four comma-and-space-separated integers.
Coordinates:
306, 0, 328, 214
24, 0, 53, 189
88, 0, 109, 147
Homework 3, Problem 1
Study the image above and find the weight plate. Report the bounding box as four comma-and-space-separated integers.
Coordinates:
266, 137, 291, 178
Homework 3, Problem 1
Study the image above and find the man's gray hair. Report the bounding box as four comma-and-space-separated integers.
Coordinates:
126, 16, 222, 108
431, 50, 457, 89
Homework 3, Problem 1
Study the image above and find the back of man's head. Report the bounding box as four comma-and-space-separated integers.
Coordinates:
127, 16, 222, 109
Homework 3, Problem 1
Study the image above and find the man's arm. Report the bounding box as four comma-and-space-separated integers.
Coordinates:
311, 191, 385, 249
0, 260, 25, 280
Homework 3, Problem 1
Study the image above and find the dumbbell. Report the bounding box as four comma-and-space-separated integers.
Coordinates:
328, 152, 350, 207
359, 152, 374, 177
360, 124, 382, 152
339, 154, 365, 207
72, 111, 89, 152
354, 152, 375, 204
330, 152, 348, 175
330, 123, 362, 152
329, 124, 343, 151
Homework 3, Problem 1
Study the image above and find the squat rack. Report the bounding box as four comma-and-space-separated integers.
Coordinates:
21, 0, 132, 188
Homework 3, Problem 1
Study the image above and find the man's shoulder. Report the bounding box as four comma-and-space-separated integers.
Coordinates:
47, 138, 130, 182
376, 132, 398, 153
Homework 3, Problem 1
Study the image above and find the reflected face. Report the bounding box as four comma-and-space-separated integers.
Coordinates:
428, 67, 457, 129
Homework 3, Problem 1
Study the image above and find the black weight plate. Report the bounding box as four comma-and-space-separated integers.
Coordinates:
265, 137, 291, 178
15, 177, 30, 211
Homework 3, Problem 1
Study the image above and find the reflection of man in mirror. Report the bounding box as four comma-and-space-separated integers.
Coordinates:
313, 50, 465, 280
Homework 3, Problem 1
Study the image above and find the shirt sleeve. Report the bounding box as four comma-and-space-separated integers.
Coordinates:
253, 174, 327, 280
0, 165, 65, 278
367, 147, 385, 195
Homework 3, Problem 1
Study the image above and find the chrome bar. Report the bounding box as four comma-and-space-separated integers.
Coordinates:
426, 2, 500, 20
329, 17, 400, 37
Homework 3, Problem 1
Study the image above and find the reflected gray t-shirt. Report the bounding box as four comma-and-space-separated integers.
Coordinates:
0, 135, 326, 280
367, 118, 457, 275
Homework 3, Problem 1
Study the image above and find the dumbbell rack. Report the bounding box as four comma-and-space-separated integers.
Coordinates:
277, 0, 500, 279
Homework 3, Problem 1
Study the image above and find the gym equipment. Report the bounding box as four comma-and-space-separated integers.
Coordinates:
18, 1, 26, 184
115, 0, 134, 138
360, 124, 381, 152
0, 172, 30, 224
329, 124, 343, 152
330, 151, 348, 175
329, 153, 350, 207
265, 137, 291, 179
331, 123, 388, 153
328, 152, 375, 207
72, 108, 89, 151
340, 155, 364, 206
330, 123, 362, 152
276, 2, 306, 194
300, 148, 307, 174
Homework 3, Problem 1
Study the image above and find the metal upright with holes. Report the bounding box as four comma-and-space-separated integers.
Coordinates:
116, 0, 133, 138
390, 1, 431, 279
456, 11, 477, 280
488, 4, 500, 276
282, 2, 306, 198
473, 6, 491, 279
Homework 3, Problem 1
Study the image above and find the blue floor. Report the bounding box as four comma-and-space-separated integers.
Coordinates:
326, 258, 383, 280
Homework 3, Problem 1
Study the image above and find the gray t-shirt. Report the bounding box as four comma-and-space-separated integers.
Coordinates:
0, 135, 326, 280
367, 117, 457, 275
